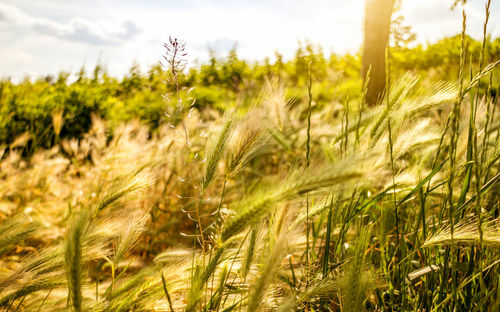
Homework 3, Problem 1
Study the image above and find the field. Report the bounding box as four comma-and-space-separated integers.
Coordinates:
1, 3, 500, 312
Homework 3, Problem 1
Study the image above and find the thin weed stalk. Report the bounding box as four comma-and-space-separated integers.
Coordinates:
305, 60, 313, 291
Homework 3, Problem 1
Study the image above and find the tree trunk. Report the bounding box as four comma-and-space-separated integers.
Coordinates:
362, 0, 395, 106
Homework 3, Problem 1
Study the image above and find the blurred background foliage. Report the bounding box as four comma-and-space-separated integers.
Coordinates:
1, 35, 499, 152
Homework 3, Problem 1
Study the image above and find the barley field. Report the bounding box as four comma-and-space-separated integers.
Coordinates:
1, 1, 500, 311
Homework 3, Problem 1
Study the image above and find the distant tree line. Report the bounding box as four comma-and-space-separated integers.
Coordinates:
0, 36, 499, 153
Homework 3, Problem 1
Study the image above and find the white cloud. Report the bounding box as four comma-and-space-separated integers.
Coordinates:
0, 2, 25, 23
0, 3, 141, 46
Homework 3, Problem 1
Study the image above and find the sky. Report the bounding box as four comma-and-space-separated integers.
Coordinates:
0, 0, 499, 81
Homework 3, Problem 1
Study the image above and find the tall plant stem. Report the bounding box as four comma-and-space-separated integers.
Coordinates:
473, 1, 491, 305
385, 46, 401, 303
174, 63, 206, 255
443, 9, 467, 308
305, 60, 313, 292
